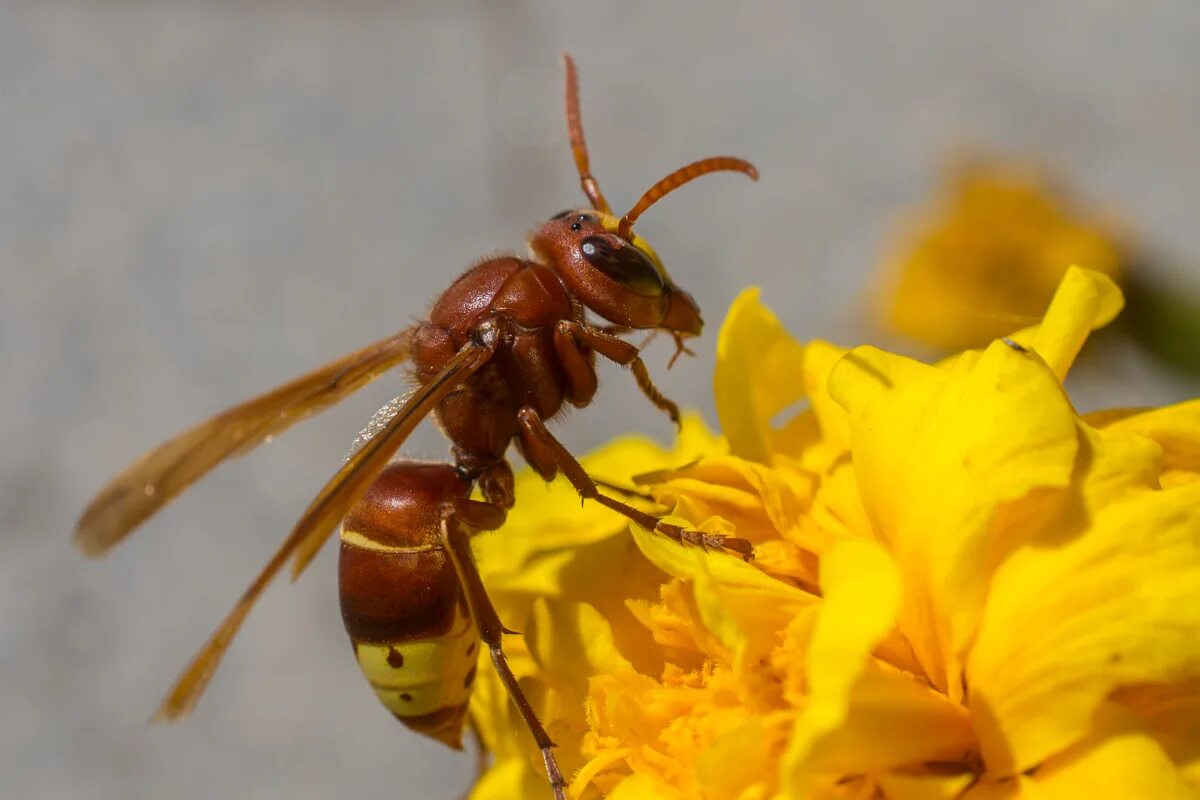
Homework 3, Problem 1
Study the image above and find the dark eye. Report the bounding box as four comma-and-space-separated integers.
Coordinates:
579, 236, 665, 296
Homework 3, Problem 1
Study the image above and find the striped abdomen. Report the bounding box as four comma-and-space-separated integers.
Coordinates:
339, 462, 480, 749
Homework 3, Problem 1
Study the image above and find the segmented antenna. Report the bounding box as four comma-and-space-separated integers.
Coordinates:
618, 157, 758, 240
563, 53, 611, 213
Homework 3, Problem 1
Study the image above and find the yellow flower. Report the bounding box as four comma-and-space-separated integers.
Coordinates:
879, 159, 1125, 350
468, 267, 1200, 799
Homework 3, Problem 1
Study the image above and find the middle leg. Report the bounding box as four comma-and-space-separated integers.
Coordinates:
516, 407, 753, 559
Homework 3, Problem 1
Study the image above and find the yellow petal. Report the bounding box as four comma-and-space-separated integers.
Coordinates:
469, 756, 548, 800
469, 642, 577, 799
780, 540, 902, 794
527, 599, 633, 697
880, 164, 1123, 351
695, 719, 772, 800
968, 483, 1200, 773
1006, 265, 1123, 380
1101, 399, 1200, 479
875, 772, 975, 800
1113, 678, 1200, 779
1027, 703, 1195, 799
1073, 420, 1162, 510
630, 525, 816, 664
801, 666, 976, 775
479, 414, 720, 591
649, 455, 817, 549
470, 634, 531, 760
803, 340, 852, 450
631, 524, 811, 608
795, 459, 874, 557
477, 415, 720, 652
956, 778, 1024, 800
570, 748, 632, 800
606, 772, 683, 800
714, 288, 808, 462
828, 339, 1079, 694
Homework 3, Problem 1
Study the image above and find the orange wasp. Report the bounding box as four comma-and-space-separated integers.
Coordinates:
76, 54, 756, 799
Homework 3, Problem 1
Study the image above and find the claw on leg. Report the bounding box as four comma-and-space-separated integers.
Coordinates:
645, 517, 755, 561
517, 406, 755, 562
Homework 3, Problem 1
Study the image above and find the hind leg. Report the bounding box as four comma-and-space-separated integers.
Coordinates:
439, 500, 567, 800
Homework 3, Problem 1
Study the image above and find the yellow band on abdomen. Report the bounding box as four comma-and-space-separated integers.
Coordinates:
351, 601, 479, 748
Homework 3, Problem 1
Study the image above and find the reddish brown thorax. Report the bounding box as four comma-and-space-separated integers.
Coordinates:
410, 256, 577, 470
409, 200, 719, 473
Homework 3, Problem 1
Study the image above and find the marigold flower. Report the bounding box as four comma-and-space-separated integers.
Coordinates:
467, 266, 1200, 799
879, 160, 1125, 350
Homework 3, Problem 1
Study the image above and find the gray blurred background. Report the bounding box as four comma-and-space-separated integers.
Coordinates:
4, 2, 1200, 799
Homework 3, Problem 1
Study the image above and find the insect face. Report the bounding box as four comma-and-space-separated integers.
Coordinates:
530, 210, 702, 335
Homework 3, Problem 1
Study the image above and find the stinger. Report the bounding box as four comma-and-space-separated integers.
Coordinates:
618, 157, 758, 240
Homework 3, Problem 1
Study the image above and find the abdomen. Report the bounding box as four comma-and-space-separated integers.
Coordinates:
338, 462, 480, 749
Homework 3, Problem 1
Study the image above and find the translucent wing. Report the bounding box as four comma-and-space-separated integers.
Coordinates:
75, 329, 416, 557
153, 334, 496, 721
347, 393, 412, 458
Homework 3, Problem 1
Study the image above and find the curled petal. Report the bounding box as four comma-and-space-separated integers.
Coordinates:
715, 288, 808, 462
1100, 399, 1200, 484
477, 415, 719, 604
1026, 703, 1195, 799
828, 339, 1079, 694
1006, 265, 1123, 380
528, 600, 633, 697
875, 772, 975, 800
630, 524, 816, 662
780, 540, 902, 793
802, 340, 852, 450
969, 484, 1200, 773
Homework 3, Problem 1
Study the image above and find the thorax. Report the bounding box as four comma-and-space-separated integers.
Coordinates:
413, 257, 583, 468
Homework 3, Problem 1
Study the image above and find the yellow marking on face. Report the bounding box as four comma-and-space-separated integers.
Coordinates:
338, 527, 441, 555
597, 211, 667, 274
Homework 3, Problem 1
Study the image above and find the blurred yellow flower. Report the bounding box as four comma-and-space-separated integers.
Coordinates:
468, 267, 1200, 799
879, 160, 1125, 350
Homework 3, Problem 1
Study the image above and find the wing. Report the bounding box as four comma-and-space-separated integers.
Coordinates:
75, 329, 417, 557
153, 334, 496, 721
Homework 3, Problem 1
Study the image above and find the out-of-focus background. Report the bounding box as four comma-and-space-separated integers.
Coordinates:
4, 3, 1199, 799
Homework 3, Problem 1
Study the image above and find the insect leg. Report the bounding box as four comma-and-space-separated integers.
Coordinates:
591, 478, 655, 501
439, 501, 567, 800
554, 321, 681, 429
516, 407, 753, 559
552, 322, 599, 407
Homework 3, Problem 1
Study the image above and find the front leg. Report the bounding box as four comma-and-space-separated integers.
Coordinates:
554, 320, 681, 428
516, 406, 753, 559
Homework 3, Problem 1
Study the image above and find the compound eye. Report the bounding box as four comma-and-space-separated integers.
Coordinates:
579, 235, 665, 297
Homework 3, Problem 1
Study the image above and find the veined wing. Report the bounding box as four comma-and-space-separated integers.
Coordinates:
154, 333, 497, 721
75, 329, 416, 557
